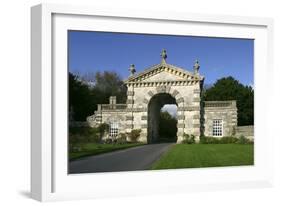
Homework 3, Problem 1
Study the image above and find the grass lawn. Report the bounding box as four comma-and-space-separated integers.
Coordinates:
69, 143, 144, 161
151, 144, 254, 170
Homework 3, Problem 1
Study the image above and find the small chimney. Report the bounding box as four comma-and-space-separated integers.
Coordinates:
109, 96, 116, 104
109, 96, 117, 109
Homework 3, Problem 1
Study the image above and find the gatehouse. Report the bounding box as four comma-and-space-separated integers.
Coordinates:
87, 50, 237, 143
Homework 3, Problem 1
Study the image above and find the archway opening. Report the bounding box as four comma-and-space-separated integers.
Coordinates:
147, 93, 178, 144
159, 104, 178, 143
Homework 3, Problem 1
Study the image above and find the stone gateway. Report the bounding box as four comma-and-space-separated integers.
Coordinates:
87, 50, 237, 143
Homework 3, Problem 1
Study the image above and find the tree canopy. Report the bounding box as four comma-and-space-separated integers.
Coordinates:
69, 71, 127, 121
94, 71, 127, 104
69, 73, 94, 121
203, 76, 254, 126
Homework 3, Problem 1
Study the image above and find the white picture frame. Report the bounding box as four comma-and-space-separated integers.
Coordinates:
31, 3, 274, 202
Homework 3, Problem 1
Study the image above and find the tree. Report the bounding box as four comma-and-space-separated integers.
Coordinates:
69, 73, 95, 121
69, 71, 127, 121
94, 71, 127, 104
203, 76, 254, 126
159, 111, 178, 142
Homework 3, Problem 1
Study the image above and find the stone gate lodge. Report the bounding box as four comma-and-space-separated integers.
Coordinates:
86, 50, 237, 143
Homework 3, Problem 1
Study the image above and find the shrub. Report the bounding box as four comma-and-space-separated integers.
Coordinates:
200, 136, 220, 144
220, 136, 239, 144
69, 126, 100, 143
116, 133, 127, 144
68, 124, 110, 144
98, 123, 109, 137
88, 133, 101, 143
182, 133, 196, 144
104, 138, 113, 144
69, 142, 85, 153
128, 129, 142, 142
199, 135, 206, 144
200, 136, 247, 144
237, 135, 251, 144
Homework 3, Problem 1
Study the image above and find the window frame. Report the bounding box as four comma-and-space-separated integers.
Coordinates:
109, 121, 119, 138
212, 119, 223, 137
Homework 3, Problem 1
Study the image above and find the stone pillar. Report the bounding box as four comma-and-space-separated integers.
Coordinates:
192, 88, 201, 143
176, 103, 185, 143
140, 112, 148, 143
192, 111, 201, 143
125, 87, 134, 134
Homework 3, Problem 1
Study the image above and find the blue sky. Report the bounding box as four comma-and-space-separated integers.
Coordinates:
68, 31, 254, 86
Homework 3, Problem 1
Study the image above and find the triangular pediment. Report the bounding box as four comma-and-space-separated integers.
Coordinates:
124, 63, 204, 84
142, 71, 186, 82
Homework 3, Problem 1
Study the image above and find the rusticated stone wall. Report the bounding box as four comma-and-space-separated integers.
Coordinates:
203, 101, 237, 137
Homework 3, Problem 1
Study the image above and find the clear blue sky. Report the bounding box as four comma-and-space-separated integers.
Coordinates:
68, 31, 253, 86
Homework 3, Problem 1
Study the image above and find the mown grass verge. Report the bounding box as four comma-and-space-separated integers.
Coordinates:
69, 143, 145, 161
151, 144, 254, 169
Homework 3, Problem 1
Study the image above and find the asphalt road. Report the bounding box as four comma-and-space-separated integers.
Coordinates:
69, 143, 173, 174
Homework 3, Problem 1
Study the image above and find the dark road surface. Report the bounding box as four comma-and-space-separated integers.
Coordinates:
69, 143, 173, 174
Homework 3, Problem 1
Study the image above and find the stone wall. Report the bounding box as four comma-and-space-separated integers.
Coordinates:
235, 125, 254, 140
203, 101, 237, 137
86, 99, 240, 142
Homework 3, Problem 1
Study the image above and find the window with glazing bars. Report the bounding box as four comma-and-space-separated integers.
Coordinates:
212, 119, 223, 137
109, 122, 119, 138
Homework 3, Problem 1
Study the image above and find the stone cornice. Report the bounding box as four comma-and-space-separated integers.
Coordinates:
126, 79, 201, 87
204, 100, 237, 108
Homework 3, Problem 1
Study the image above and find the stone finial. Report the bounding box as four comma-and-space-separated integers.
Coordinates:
129, 64, 136, 76
193, 60, 200, 74
160, 49, 167, 64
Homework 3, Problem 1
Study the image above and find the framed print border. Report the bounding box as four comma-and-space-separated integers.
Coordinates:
31, 3, 274, 202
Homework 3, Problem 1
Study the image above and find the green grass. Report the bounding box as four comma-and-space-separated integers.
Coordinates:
69, 143, 144, 161
151, 144, 254, 170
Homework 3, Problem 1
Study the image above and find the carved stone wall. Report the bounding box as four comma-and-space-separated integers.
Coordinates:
203, 101, 237, 137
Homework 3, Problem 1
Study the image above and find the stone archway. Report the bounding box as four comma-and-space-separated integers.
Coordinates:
142, 86, 186, 144
123, 51, 204, 143
147, 93, 177, 143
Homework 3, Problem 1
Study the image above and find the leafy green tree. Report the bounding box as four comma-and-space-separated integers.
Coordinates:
159, 111, 178, 142
203, 76, 254, 126
69, 71, 127, 121
93, 71, 127, 104
69, 73, 95, 121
